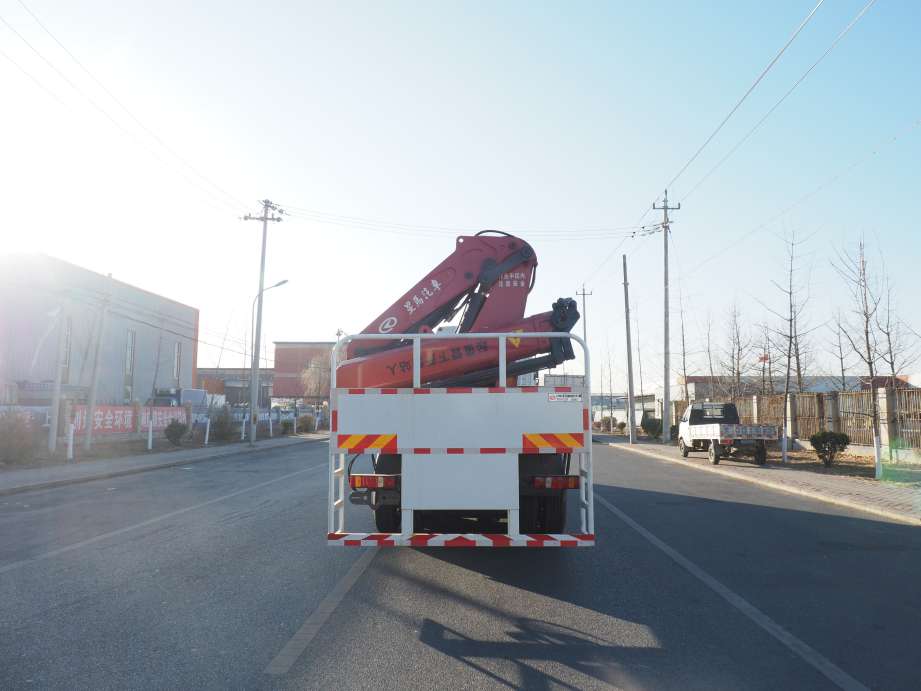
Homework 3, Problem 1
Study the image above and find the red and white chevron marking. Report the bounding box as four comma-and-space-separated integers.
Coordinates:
327, 532, 595, 547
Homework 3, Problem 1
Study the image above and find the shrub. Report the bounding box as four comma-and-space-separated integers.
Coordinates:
281, 420, 293, 435
809, 431, 850, 467
0, 412, 40, 465
641, 415, 662, 438
296, 414, 316, 433
164, 420, 188, 446
617, 421, 627, 434
209, 406, 239, 441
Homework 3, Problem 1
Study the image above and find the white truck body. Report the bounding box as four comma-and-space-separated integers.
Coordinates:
684, 423, 778, 441
327, 332, 595, 548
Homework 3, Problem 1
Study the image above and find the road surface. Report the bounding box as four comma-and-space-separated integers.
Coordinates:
1, 439, 919, 689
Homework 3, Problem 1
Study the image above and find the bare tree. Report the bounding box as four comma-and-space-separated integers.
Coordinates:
828, 313, 852, 391
607, 347, 616, 431
876, 278, 920, 386
680, 292, 689, 402
301, 358, 331, 402
834, 239, 881, 445
635, 311, 646, 414
756, 323, 774, 395
762, 232, 811, 462
704, 314, 718, 400
721, 304, 753, 399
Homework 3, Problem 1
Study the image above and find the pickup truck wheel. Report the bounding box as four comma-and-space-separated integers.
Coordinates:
374, 506, 400, 532
679, 439, 689, 458
708, 443, 720, 465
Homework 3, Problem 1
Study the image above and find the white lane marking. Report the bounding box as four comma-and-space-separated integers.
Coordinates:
265, 549, 376, 676
0, 464, 326, 576
594, 494, 869, 691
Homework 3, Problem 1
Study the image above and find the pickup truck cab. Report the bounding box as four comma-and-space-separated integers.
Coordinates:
677, 402, 776, 465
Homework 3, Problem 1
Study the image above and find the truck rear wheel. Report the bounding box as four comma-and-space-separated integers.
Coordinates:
374, 506, 400, 532
374, 454, 401, 532
708, 443, 720, 465
519, 495, 566, 534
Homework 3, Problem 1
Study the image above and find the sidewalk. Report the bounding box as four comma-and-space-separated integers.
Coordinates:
0, 433, 329, 497
604, 437, 921, 526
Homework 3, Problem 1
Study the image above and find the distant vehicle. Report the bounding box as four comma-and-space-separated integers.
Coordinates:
677, 402, 777, 466
146, 388, 208, 409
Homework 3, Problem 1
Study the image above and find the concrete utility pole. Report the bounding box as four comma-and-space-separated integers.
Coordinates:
83, 296, 109, 452
48, 302, 69, 454
576, 284, 592, 346
243, 199, 283, 445
653, 190, 679, 443
622, 255, 637, 444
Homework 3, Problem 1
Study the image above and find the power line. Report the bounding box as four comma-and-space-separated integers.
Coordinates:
282, 205, 649, 240
15, 0, 249, 212
665, 0, 827, 191
284, 209, 645, 241
0, 12, 242, 215
693, 115, 921, 271
682, 0, 879, 202
0, 46, 65, 105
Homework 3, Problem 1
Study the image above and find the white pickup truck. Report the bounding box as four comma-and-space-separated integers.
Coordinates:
677, 402, 778, 465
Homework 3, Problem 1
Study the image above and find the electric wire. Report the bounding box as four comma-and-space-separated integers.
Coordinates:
0, 12, 243, 215
15, 0, 249, 213
681, 0, 878, 203
665, 0, 827, 191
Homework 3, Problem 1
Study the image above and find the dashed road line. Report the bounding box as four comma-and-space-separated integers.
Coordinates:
265, 549, 376, 676
0, 464, 326, 576
594, 492, 869, 691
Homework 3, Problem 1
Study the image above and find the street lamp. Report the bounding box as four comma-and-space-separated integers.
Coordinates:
248, 279, 288, 445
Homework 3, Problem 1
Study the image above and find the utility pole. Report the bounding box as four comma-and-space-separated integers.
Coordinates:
576, 284, 592, 346
48, 301, 69, 454
636, 311, 645, 415
622, 255, 636, 443
243, 199, 283, 445
83, 296, 109, 452
653, 190, 679, 443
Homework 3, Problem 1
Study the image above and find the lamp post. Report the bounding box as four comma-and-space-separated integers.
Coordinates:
248, 279, 288, 445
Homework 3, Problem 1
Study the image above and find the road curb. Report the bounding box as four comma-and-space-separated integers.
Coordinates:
0, 436, 329, 498
610, 442, 921, 527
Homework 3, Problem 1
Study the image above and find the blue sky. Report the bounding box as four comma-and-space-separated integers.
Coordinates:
1, 0, 918, 388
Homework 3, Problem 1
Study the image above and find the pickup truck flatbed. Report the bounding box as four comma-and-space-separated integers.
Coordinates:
677, 402, 778, 465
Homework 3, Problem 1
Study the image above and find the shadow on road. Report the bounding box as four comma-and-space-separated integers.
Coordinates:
385, 482, 921, 690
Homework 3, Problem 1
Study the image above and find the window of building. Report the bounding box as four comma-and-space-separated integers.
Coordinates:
173, 341, 182, 383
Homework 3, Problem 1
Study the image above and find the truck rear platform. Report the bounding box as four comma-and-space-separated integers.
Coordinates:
327, 332, 595, 548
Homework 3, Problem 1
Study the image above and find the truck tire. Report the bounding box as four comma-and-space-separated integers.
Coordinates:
755, 443, 767, 466
679, 438, 689, 458
542, 494, 566, 534
708, 443, 720, 465
373, 454, 401, 532
374, 506, 400, 533
519, 453, 566, 533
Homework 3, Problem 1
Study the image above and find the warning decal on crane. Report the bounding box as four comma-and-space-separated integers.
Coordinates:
522, 433, 585, 452
337, 434, 398, 453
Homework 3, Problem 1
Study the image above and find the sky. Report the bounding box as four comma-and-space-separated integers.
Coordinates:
1, 0, 919, 392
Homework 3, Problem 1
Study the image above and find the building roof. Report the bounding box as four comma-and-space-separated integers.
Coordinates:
274, 341, 336, 347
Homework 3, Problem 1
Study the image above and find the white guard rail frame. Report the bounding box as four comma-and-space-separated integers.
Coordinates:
327, 332, 594, 547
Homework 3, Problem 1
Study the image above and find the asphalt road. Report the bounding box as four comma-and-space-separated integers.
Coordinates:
1, 438, 919, 689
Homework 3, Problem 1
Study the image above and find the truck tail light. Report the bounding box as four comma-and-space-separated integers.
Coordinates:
349, 474, 398, 489
531, 475, 580, 490
720, 438, 733, 446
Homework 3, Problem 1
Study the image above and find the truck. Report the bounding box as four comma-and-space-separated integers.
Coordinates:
327, 231, 594, 548
677, 402, 778, 466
